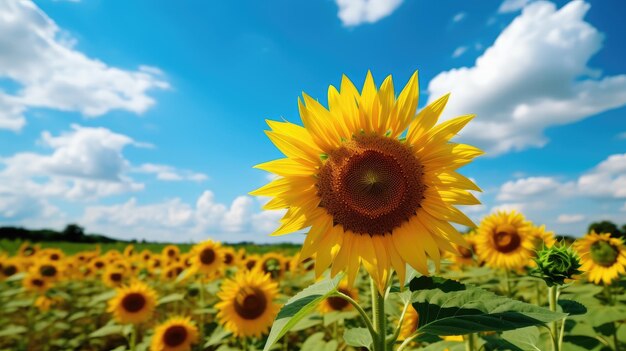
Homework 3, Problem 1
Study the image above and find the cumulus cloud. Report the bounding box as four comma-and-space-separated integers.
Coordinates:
428, 1, 626, 155
497, 176, 563, 201
0, 0, 168, 131
452, 46, 468, 58
557, 214, 585, 224
81, 191, 291, 243
335, 0, 404, 27
498, 0, 533, 13
134, 163, 208, 182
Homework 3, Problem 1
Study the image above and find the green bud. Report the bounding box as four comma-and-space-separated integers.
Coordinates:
532, 244, 582, 287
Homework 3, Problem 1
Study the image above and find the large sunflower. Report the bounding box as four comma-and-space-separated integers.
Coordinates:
107, 281, 158, 324
216, 270, 280, 338
475, 211, 534, 271
251, 71, 481, 290
574, 232, 626, 285
150, 316, 199, 351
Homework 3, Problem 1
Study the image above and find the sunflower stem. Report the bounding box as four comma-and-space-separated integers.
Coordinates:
129, 324, 137, 351
387, 299, 410, 347
504, 270, 512, 297
548, 285, 559, 351
397, 332, 420, 351
335, 290, 376, 341
371, 278, 387, 351
199, 280, 206, 345
465, 333, 476, 351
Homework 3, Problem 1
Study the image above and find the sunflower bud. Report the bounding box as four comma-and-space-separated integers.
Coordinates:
532, 244, 582, 287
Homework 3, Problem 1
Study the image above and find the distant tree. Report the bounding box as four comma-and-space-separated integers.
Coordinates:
62, 224, 85, 242
622, 224, 626, 236
588, 221, 622, 238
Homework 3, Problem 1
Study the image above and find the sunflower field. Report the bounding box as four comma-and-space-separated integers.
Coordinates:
2, 72, 626, 351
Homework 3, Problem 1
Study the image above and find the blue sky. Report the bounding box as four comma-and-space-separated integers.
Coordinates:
1, 0, 625, 242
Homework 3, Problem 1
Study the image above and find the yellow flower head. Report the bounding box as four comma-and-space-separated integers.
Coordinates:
319, 282, 358, 314
574, 232, 626, 285
216, 270, 280, 338
162, 245, 180, 261
476, 211, 534, 271
102, 267, 127, 288
259, 253, 286, 280
107, 281, 158, 324
190, 240, 223, 276
251, 71, 481, 291
23, 273, 52, 293
150, 316, 199, 351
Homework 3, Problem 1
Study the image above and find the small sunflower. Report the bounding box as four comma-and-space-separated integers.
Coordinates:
251, 71, 481, 291
1, 258, 21, 279
90, 258, 108, 273
399, 307, 419, 340
530, 224, 556, 249
140, 250, 153, 263
222, 247, 238, 267
574, 232, 626, 285
242, 255, 260, 271
162, 263, 185, 281
108, 281, 158, 324
449, 231, 478, 268
259, 253, 286, 280
216, 270, 280, 338
150, 316, 199, 351
30, 260, 62, 283
103, 267, 127, 288
476, 211, 534, 271
162, 245, 180, 261
191, 240, 224, 276
40, 248, 65, 261
18, 242, 39, 258
23, 273, 51, 293
124, 245, 135, 257
319, 282, 357, 313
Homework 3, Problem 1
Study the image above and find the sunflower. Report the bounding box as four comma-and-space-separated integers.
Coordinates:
150, 316, 199, 351
251, 71, 481, 290
259, 253, 286, 280
40, 248, 65, 261
107, 281, 158, 324
103, 267, 127, 288
449, 231, 478, 268
23, 273, 51, 293
1, 258, 21, 280
222, 247, 238, 267
191, 240, 224, 276
319, 282, 357, 313
90, 258, 107, 273
530, 224, 556, 249
140, 250, 153, 263
124, 245, 135, 258
574, 232, 626, 285
35, 296, 53, 312
30, 260, 63, 283
242, 255, 260, 271
475, 211, 534, 271
162, 263, 185, 281
399, 307, 419, 340
18, 242, 39, 258
162, 245, 180, 261
216, 270, 280, 338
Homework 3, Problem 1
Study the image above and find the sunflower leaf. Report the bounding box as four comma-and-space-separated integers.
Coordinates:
263, 274, 343, 351
343, 327, 373, 350
409, 276, 566, 335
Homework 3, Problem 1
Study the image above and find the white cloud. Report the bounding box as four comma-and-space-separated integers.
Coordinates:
428, 1, 626, 155
453, 12, 466, 22
557, 214, 585, 223
452, 46, 468, 58
577, 153, 626, 198
134, 163, 208, 182
491, 203, 526, 213
498, 0, 533, 13
335, 0, 404, 27
617, 132, 626, 139
81, 191, 292, 243
0, 1, 168, 131
497, 176, 562, 201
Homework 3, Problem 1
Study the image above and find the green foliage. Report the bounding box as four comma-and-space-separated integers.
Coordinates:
409, 276, 566, 335
588, 220, 625, 238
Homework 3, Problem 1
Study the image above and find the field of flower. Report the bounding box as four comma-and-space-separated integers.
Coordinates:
1, 218, 625, 351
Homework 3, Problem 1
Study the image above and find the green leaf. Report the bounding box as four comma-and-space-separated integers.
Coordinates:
157, 293, 185, 305
0, 325, 27, 337
343, 327, 373, 350
301, 332, 327, 351
263, 274, 342, 351
409, 276, 566, 335
500, 326, 552, 351
563, 335, 602, 351
89, 290, 117, 306
323, 310, 357, 326
558, 299, 587, 316
89, 325, 124, 338
204, 326, 232, 347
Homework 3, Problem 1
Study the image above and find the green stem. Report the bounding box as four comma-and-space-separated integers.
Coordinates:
397, 332, 420, 351
614, 322, 621, 351
504, 270, 512, 297
335, 290, 376, 341
371, 278, 387, 351
199, 281, 205, 345
465, 333, 476, 351
548, 285, 559, 351
387, 299, 411, 347
129, 324, 137, 351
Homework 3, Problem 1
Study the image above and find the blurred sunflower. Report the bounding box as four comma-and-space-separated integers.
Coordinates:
150, 316, 199, 351
140, 250, 153, 263
242, 255, 260, 272
103, 267, 126, 288
216, 270, 279, 338
259, 253, 286, 280
23, 273, 51, 293
476, 211, 534, 271
35, 296, 53, 312
251, 71, 481, 290
90, 258, 107, 273
399, 307, 419, 340
531, 224, 556, 249
124, 245, 135, 257
1, 258, 21, 279
31, 260, 62, 283
108, 281, 158, 324
449, 231, 478, 268
162, 245, 180, 261
222, 247, 238, 267
319, 282, 357, 313
191, 240, 223, 275
40, 248, 65, 261
575, 232, 626, 285
162, 263, 185, 281
18, 242, 39, 258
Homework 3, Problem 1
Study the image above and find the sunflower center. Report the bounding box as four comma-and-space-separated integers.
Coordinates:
317, 135, 425, 235
40, 265, 57, 277
23, 247, 35, 256
493, 224, 521, 253
33, 278, 45, 287
590, 241, 619, 267
3, 265, 17, 276
163, 325, 188, 347
50, 254, 60, 260
224, 253, 234, 265
95, 261, 104, 269
199, 248, 215, 265
458, 246, 473, 259
234, 288, 267, 320
245, 260, 257, 270
121, 293, 147, 313
262, 258, 282, 278
110, 273, 123, 282
326, 288, 351, 311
